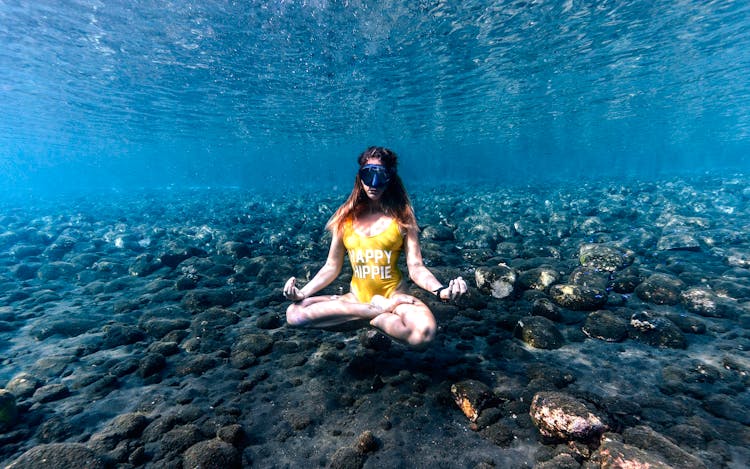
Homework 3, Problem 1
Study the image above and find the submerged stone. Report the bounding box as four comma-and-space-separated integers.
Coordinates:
514, 316, 564, 349
629, 311, 686, 349
529, 391, 607, 441
635, 273, 685, 305
0, 389, 18, 432
578, 243, 633, 272
475, 264, 516, 299
549, 284, 608, 310
451, 379, 494, 422
6, 443, 108, 469
582, 310, 628, 342
591, 435, 673, 469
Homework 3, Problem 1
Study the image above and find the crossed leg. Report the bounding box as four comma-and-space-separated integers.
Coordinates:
369, 293, 436, 348
286, 292, 437, 348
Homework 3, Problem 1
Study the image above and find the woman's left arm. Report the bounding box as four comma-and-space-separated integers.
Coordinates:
404, 227, 467, 301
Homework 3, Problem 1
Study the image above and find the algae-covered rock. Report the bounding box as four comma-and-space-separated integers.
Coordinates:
451, 379, 493, 422
549, 284, 608, 310
582, 310, 629, 342
0, 389, 18, 431
578, 243, 633, 272
529, 391, 607, 441
475, 264, 516, 299
514, 316, 564, 349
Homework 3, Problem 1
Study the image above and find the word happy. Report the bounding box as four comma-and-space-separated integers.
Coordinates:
348, 249, 394, 279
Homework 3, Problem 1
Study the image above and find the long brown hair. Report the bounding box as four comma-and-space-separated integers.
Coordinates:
326, 147, 417, 236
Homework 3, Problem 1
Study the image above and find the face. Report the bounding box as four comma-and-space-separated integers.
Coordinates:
360, 157, 389, 200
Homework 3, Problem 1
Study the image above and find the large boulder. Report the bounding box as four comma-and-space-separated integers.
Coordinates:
514, 316, 564, 349
529, 391, 607, 441
549, 284, 607, 310
629, 311, 686, 349
582, 310, 629, 342
635, 273, 685, 305
475, 264, 516, 299
6, 443, 107, 469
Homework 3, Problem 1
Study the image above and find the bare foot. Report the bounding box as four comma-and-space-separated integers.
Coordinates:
370, 294, 414, 313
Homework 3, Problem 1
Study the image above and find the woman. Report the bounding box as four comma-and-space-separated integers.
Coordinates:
284, 147, 467, 348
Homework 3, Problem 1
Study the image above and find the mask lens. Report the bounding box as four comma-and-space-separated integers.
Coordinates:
359, 165, 390, 188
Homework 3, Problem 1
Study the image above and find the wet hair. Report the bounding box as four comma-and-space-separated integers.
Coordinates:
327, 146, 417, 236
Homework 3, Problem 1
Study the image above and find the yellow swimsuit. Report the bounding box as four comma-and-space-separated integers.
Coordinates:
342, 218, 403, 303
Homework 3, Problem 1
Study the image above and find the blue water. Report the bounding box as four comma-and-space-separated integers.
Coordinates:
1, 0, 750, 194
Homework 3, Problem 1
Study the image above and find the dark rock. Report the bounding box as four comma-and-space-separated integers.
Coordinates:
635, 273, 685, 305
11, 244, 44, 260
451, 379, 494, 422
233, 333, 274, 356
30, 318, 98, 340
578, 243, 633, 272
479, 421, 515, 446
622, 425, 708, 469
190, 308, 240, 341
549, 284, 607, 310
147, 341, 180, 356
629, 311, 686, 349
568, 267, 610, 290
217, 424, 245, 446
175, 354, 220, 376
5, 372, 42, 398
703, 394, 750, 425
89, 413, 150, 451
32, 383, 70, 403
517, 267, 559, 291
359, 330, 391, 351
0, 390, 18, 432
680, 287, 732, 318
36, 261, 77, 280
256, 313, 282, 330
128, 253, 162, 277
6, 443, 107, 469
611, 267, 642, 293
182, 289, 235, 310
534, 453, 581, 469
657, 232, 701, 251
531, 298, 562, 321
36, 415, 76, 442
421, 225, 455, 241
664, 312, 706, 334
514, 316, 564, 349
529, 392, 607, 441
160, 424, 204, 455
328, 446, 365, 469
355, 430, 378, 454
13, 263, 39, 280
217, 241, 251, 259
102, 323, 146, 348
591, 435, 672, 468
183, 439, 242, 469
475, 264, 516, 299
138, 353, 166, 378
159, 246, 205, 268
582, 310, 628, 342
141, 318, 190, 338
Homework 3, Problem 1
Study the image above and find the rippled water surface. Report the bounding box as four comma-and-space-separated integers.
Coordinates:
1, 0, 750, 192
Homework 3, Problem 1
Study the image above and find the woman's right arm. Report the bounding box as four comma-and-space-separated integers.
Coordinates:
283, 232, 346, 301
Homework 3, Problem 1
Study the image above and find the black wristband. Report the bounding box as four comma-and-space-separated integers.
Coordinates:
433, 286, 449, 298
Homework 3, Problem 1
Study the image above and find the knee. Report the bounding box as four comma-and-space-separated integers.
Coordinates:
408, 323, 436, 349
285, 304, 306, 327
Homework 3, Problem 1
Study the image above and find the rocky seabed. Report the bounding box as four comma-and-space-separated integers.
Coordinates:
0, 175, 749, 468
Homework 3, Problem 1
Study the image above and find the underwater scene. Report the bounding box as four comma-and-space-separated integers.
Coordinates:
1, 1, 750, 468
